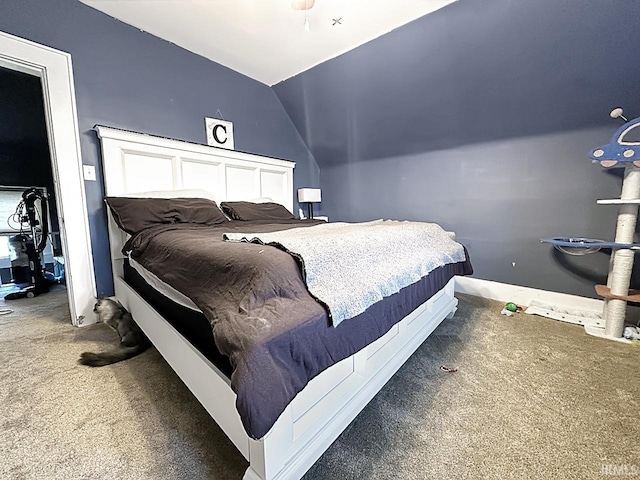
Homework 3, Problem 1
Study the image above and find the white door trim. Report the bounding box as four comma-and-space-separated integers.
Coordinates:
0, 31, 96, 325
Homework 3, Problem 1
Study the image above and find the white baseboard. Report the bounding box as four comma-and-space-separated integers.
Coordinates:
454, 276, 604, 313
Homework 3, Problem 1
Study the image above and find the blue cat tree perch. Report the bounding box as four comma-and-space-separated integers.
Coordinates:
542, 108, 640, 342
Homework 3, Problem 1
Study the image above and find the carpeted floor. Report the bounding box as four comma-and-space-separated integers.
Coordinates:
0, 286, 638, 479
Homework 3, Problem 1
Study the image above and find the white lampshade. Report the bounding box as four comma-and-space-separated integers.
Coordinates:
297, 188, 321, 203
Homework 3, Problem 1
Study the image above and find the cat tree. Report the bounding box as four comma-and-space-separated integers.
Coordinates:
543, 108, 640, 342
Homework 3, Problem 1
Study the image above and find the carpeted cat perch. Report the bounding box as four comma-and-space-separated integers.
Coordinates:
542, 108, 640, 342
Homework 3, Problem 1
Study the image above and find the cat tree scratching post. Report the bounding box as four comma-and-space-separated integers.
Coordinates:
598, 164, 640, 338
588, 108, 640, 341
541, 109, 640, 341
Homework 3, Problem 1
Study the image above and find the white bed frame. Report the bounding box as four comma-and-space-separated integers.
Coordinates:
97, 126, 459, 480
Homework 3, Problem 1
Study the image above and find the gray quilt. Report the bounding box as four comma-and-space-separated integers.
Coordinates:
224, 220, 467, 326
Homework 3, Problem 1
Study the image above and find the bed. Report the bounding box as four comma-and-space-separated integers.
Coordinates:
96, 125, 472, 480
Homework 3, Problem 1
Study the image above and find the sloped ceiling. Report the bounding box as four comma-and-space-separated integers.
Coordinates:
78, 0, 455, 86
272, 0, 640, 166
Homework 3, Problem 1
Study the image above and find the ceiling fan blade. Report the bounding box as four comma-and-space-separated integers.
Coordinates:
291, 0, 315, 11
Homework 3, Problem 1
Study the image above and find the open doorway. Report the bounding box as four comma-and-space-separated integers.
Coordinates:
0, 31, 96, 325
0, 66, 66, 308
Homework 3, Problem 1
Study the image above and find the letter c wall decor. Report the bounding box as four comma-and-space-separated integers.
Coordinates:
205, 117, 234, 150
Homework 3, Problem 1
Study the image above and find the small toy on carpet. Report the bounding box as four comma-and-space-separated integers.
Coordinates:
501, 302, 523, 317
440, 365, 458, 373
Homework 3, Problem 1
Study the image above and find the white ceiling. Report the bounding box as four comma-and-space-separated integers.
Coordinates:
80, 0, 456, 86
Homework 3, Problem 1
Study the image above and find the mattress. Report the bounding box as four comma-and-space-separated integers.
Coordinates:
129, 256, 199, 312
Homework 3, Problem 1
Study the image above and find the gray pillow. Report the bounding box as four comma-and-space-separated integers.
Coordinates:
220, 201, 295, 221
106, 197, 228, 234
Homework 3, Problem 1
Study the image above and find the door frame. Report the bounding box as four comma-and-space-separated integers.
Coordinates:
0, 31, 96, 325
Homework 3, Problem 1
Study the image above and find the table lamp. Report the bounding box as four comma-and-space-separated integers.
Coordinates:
297, 188, 321, 219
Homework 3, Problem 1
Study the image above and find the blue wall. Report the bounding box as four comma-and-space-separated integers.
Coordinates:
0, 0, 319, 296
273, 0, 640, 298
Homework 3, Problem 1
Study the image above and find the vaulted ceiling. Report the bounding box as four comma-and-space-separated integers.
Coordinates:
79, 0, 455, 86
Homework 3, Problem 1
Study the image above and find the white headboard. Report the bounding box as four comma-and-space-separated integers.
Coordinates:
95, 125, 295, 278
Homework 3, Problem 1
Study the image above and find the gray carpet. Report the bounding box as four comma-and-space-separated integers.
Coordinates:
1, 287, 638, 479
